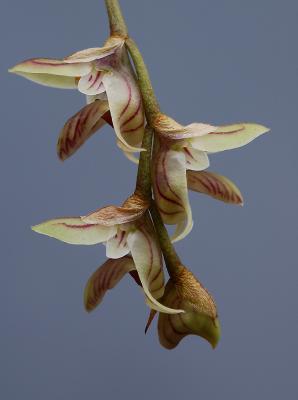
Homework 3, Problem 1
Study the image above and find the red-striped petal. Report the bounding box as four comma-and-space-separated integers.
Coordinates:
106, 229, 130, 259
84, 256, 135, 312
101, 61, 145, 152
187, 170, 244, 205
183, 147, 210, 171
152, 143, 193, 242
127, 221, 183, 314
78, 70, 105, 95
57, 100, 109, 161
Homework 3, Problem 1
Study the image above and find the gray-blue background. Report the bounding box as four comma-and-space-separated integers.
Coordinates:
1, 1, 297, 399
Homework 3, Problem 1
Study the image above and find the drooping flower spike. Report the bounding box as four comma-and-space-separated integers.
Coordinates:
152, 114, 269, 241
31, 193, 183, 315
9, 37, 145, 153
144, 265, 221, 349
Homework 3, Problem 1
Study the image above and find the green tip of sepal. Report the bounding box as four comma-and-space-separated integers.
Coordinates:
206, 317, 221, 349
186, 312, 221, 349
31, 224, 39, 232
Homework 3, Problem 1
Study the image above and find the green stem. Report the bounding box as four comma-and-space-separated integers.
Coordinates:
150, 201, 183, 277
126, 38, 161, 125
105, 0, 128, 37
104, 0, 182, 278
135, 126, 153, 199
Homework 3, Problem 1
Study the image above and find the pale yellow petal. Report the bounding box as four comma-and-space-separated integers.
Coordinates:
9, 58, 91, 77
9, 71, 77, 89
32, 217, 116, 245
191, 123, 270, 153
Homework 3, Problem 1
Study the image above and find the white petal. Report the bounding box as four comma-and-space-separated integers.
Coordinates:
127, 227, 184, 314
32, 217, 116, 245
78, 70, 106, 96
102, 67, 145, 152
183, 147, 210, 171
153, 146, 193, 242
117, 140, 140, 164
106, 230, 130, 259
172, 218, 194, 243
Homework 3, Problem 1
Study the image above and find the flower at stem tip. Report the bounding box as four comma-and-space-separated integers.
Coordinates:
144, 265, 220, 350
31, 192, 183, 315
9, 36, 145, 154
152, 114, 269, 242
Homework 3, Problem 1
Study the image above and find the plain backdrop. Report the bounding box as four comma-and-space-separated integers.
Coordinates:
1, 1, 297, 399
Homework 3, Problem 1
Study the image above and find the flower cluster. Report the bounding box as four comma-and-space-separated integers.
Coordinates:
10, 0, 269, 350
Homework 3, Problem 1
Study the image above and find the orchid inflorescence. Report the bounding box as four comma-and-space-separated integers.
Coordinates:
10, 0, 269, 350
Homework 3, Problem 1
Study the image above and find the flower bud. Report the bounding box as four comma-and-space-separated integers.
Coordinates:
147, 266, 220, 349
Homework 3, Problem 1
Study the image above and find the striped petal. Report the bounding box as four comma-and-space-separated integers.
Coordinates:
183, 147, 210, 171
187, 171, 244, 205
82, 194, 149, 227
32, 217, 116, 245
64, 42, 123, 63
9, 58, 91, 77
57, 100, 109, 161
78, 70, 105, 95
191, 123, 270, 153
106, 229, 130, 259
152, 145, 193, 242
127, 225, 184, 315
101, 66, 145, 152
155, 268, 220, 350
84, 256, 135, 312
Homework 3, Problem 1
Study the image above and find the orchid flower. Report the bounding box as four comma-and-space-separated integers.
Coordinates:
144, 265, 220, 349
9, 37, 145, 154
152, 114, 269, 242
31, 193, 183, 315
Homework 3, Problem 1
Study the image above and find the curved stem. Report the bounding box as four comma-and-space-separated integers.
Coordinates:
150, 201, 183, 278
105, 0, 128, 37
126, 38, 161, 125
104, 0, 182, 278
135, 126, 153, 199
